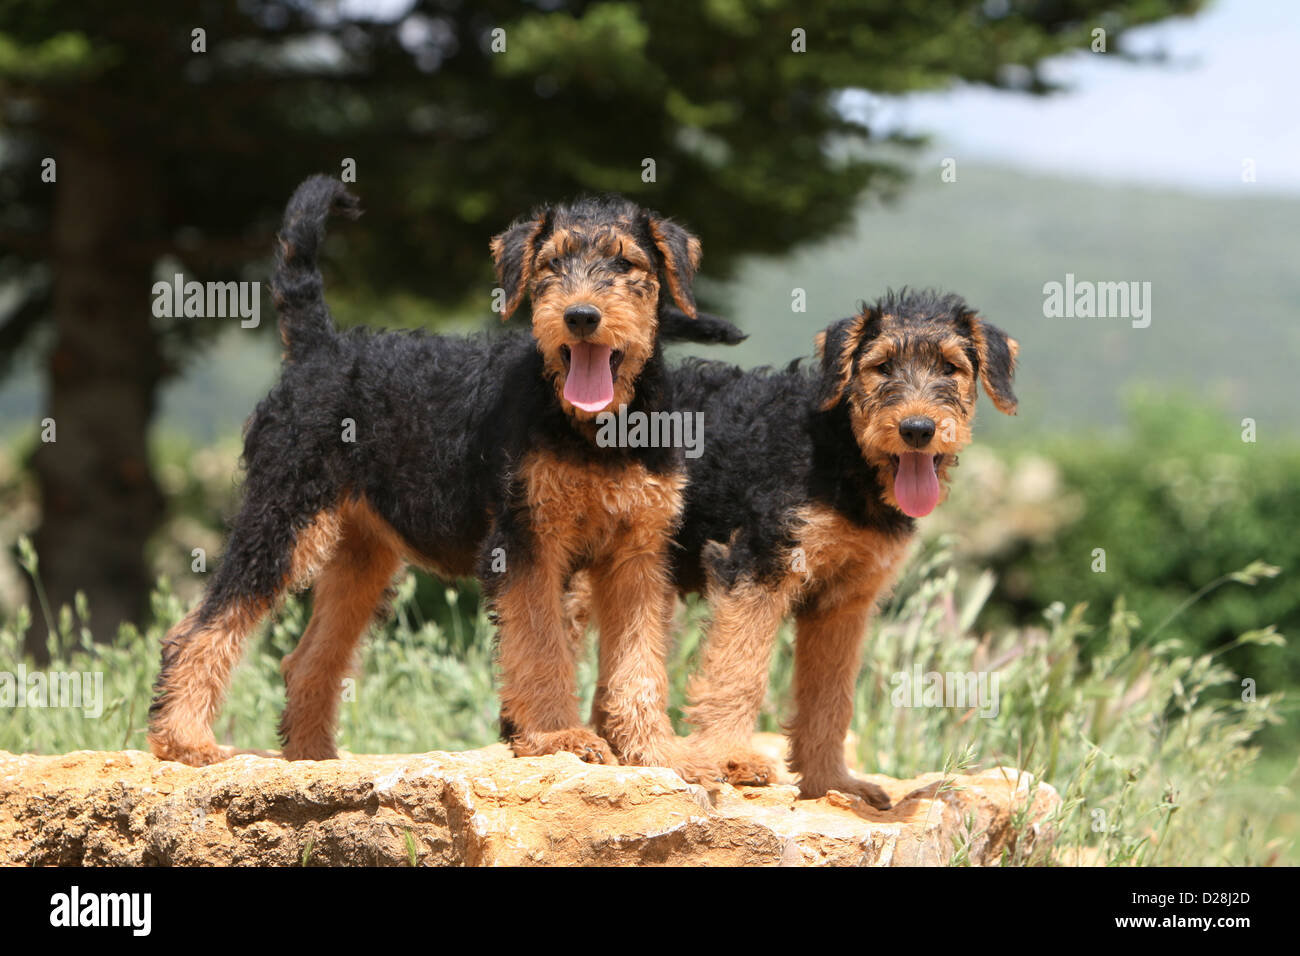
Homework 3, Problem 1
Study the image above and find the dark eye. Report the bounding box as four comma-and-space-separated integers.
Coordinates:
548, 257, 563, 272
613, 256, 635, 273
875, 360, 893, 376
943, 361, 959, 375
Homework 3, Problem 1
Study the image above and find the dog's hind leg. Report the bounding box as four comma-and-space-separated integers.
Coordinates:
562, 571, 608, 732
278, 499, 402, 760
148, 484, 344, 767
681, 558, 793, 785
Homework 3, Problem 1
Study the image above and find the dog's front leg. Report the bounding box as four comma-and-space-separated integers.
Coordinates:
587, 539, 684, 769
494, 547, 616, 765
788, 598, 891, 809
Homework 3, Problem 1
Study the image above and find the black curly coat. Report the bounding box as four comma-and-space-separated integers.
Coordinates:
668, 357, 915, 593
630, 289, 1019, 805
669, 289, 1017, 594
190, 182, 675, 620
147, 175, 741, 769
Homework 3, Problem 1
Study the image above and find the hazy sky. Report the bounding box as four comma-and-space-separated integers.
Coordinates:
344, 0, 1298, 195
859, 0, 1300, 195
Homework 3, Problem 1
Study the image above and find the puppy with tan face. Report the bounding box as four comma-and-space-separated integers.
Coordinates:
485, 195, 719, 772
818, 295, 1019, 519
491, 197, 701, 420
582, 289, 1018, 805
148, 177, 726, 774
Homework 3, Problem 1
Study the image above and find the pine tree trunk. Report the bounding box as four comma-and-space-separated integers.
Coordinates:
26, 146, 163, 660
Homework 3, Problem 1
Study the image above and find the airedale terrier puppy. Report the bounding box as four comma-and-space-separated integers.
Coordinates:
148, 174, 724, 771
586, 290, 1019, 806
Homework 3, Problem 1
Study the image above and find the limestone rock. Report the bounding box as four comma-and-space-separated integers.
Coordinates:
0, 741, 1058, 866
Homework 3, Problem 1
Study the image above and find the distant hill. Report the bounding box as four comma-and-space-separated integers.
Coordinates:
2, 163, 1295, 444
682, 163, 1300, 442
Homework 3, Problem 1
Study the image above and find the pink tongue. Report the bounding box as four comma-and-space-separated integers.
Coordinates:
895, 451, 940, 517
563, 341, 615, 412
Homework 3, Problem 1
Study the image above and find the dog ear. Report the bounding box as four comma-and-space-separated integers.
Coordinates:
815, 314, 871, 412
490, 211, 548, 320
971, 319, 1019, 414
648, 216, 702, 318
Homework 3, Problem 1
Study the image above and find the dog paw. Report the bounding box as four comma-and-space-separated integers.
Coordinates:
719, 749, 777, 786
670, 745, 776, 788
513, 728, 618, 765
802, 774, 892, 811
281, 742, 340, 761
671, 758, 727, 787
148, 734, 232, 767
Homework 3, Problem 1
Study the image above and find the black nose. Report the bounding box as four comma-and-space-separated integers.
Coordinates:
564, 304, 601, 338
899, 416, 935, 449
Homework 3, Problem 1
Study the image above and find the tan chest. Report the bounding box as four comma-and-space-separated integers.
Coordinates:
520, 451, 685, 554
791, 503, 912, 606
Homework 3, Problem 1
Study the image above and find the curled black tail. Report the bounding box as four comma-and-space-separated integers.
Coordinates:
658, 304, 747, 345
272, 175, 361, 359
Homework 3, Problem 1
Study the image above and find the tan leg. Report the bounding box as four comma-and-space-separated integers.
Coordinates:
148, 508, 345, 765
147, 596, 273, 766
496, 545, 614, 764
788, 599, 890, 808
588, 547, 680, 768
279, 509, 401, 760
149, 502, 409, 767
682, 579, 792, 785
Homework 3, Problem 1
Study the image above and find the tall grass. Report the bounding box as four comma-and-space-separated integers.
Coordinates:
1, 535, 1290, 865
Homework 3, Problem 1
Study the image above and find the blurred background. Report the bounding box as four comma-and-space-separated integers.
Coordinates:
0, 0, 1295, 862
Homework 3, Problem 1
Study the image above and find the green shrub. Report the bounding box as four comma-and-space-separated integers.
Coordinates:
936, 396, 1299, 748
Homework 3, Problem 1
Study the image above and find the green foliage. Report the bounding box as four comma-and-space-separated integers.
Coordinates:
0, 0, 1210, 649
0, 0, 1206, 358
857, 542, 1288, 865
1, 536, 1289, 865
965, 396, 1300, 746
496, 4, 655, 87
0, 29, 105, 80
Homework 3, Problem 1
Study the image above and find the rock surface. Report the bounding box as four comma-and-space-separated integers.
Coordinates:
0, 735, 1059, 866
